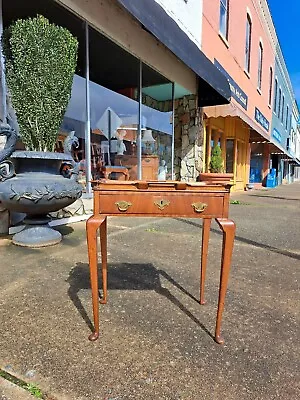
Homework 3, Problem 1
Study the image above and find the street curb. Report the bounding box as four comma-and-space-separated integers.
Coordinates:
0, 376, 36, 400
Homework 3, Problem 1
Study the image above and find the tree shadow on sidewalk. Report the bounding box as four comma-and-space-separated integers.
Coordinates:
66, 262, 213, 339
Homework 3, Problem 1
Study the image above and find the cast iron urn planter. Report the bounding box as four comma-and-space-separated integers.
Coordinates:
0, 124, 82, 247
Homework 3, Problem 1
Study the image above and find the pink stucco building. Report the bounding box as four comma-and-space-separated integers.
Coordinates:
202, 0, 276, 190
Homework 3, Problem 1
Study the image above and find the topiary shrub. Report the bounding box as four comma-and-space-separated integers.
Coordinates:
2, 15, 78, 152
209, 145, 224, 173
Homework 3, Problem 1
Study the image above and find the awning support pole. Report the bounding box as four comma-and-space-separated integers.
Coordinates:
137, 60, 142, 180
85, 21, 92, 195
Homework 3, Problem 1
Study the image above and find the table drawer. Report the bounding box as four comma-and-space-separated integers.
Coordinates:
97, 192, 225, 217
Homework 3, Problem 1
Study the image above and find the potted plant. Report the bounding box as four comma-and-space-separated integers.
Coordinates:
198, 145, 233, 183
0, 15, 82, 247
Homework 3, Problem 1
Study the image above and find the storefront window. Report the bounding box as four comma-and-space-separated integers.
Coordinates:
80, 25, 139, 186
236, 140, 244, 181
226, 139, 234, 173
250, 143, 263, 183
211, 129, 221, 148
142, 64, 173, 180
3, 0, 177, 187
61, 74, 87, 187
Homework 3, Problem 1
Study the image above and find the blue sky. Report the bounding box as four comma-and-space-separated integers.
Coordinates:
267, 0, 300, 103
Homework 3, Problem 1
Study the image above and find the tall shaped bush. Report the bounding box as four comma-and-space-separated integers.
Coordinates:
209, 145, 224, 173
3, 15, 78, 151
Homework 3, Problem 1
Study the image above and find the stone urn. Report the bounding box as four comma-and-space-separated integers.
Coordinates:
0, 125, 82, 247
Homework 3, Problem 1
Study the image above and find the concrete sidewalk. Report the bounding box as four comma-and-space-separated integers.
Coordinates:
0, 376, 36, 400
0, 182, 299, 399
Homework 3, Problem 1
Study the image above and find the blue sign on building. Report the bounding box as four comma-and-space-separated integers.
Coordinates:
254, 107, 270, 131
214, 59, 248, 110
272, 128, 282, 143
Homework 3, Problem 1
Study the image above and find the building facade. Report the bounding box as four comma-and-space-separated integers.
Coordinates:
201, 0, 298, 190
0, 0, 230, 195
270, 51, 295, 185
291, 101, 300, 181
154, 0, 203, 48
1, 0, 298, 199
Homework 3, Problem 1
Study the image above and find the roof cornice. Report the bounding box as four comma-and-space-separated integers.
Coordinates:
258, 0, 295, 100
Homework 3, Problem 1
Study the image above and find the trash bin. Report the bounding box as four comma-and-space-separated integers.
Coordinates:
265, 168, 277, 188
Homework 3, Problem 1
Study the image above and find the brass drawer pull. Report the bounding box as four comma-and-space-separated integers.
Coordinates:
192, 202, 207, 213
115, 200, 132, 212
154, 199, 170, 210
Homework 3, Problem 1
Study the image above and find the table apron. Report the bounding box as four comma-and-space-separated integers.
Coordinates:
96, 192, 226, 218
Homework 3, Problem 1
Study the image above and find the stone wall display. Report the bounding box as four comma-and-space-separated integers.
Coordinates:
142, 93, 204, 181
174, 95, 204, 181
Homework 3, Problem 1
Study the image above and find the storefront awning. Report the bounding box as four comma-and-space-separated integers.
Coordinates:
204, 103, 271, 141
116, 0, 231, 107
204, 103, 298, 161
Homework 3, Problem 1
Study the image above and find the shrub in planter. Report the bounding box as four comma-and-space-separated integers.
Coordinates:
209, 144, 224, 173
198, 145, 233, 183
0, 16, 82, 247
3, 14, 78, 151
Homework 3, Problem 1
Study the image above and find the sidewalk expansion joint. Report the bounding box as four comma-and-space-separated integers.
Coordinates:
0, 369, 48, 399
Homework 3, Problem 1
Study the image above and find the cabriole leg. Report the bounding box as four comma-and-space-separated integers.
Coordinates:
214, 218, 236, 344
99, 217, 108, 304
200, 218, 212, 305
86, 215, 106, 341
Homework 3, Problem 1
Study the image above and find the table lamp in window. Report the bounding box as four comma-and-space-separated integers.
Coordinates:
142, 129, 156, 155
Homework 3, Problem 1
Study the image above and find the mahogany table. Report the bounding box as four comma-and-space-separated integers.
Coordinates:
86, 180, 236, 344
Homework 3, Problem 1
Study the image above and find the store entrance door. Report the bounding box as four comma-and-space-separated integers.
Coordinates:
235, 140, 246, 190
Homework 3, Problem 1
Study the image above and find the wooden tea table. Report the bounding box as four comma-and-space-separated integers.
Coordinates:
86, 180, 235, 344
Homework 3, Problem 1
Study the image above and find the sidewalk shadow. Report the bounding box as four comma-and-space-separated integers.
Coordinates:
54, 225, 74, 236
176, 218, 300, 261
66, 262, 213, 339
248, 194, 300, 202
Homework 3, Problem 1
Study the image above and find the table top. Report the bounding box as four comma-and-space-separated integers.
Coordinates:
91, 179, 233, 193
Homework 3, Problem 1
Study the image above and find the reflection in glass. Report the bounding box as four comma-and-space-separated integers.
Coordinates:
62, 25, 140, 184
60, 74, 87, 189
60, 24, 176, 184
142, 64, 173, 180
90, 82, 139, 180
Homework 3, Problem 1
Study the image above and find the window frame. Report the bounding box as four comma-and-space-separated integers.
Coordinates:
245, 13, 252, 73
268, 67, 273, 106
285, 105, 289, 130
257, 42, 263, 91
219, 0, 229, 40
281, 94, 285, 123
273, 78, 278, 113
278, 87, 282, 118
